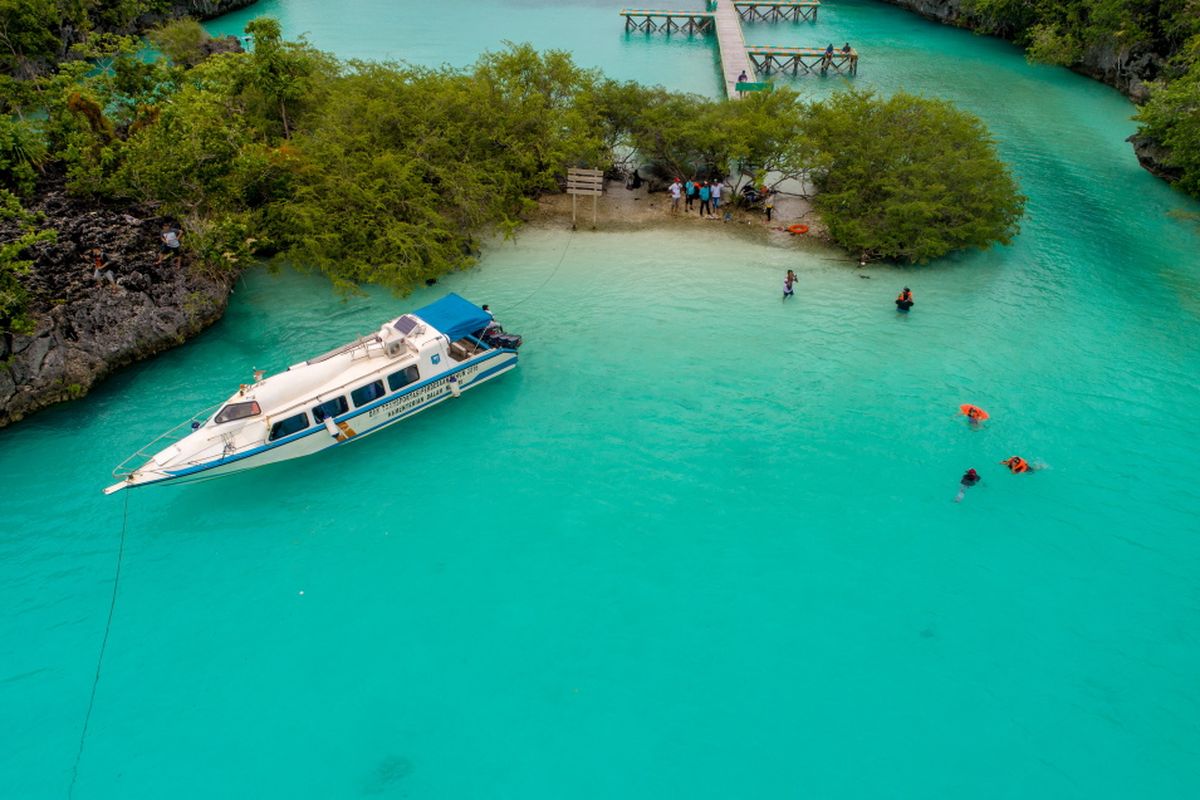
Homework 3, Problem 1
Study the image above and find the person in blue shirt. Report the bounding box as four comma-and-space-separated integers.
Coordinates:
698, 182, 712, 217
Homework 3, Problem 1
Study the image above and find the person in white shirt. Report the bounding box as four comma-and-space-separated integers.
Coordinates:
668, 178, 682, 213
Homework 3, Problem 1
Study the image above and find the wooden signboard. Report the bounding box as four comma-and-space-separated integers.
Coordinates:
566, 167, 604, 229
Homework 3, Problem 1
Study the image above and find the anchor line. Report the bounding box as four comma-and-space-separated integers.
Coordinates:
67, 489, 130, 799
508, 232, 573, 311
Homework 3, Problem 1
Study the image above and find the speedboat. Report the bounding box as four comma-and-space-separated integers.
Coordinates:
104, 293, 520, 494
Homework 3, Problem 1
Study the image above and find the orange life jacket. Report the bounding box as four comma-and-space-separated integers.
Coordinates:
897, 291, 912, 302
1006, 457, 1029, 473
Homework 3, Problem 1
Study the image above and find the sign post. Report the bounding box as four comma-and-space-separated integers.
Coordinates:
565, 167, 604, 230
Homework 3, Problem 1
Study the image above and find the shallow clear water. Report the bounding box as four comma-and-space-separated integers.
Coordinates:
5, 2, 1200, 798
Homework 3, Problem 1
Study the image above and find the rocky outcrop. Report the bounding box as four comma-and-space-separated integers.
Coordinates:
0, 178, 234, 427
1127, 132, 1184, 183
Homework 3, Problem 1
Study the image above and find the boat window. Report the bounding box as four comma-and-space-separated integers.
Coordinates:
387, 365, 420, 392
312, 396, 349, 423
268, 412, 310, 441
214, 401, 261, 424
351, 380, 386, 407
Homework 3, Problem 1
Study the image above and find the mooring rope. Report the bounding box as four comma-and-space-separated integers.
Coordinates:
508, 231, 573, 311
67, 489, 130, 799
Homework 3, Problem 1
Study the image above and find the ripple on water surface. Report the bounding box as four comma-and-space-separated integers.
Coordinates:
4, 0, 1200, 797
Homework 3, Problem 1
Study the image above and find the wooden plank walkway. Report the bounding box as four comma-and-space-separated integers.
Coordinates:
734, 1, 820, 23
713, 1, 757, 97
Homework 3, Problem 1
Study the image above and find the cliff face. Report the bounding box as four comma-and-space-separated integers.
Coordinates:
877, 0, 1172, 173
0, 179, 234, 427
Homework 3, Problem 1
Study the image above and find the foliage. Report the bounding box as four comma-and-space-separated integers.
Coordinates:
243, 17, 322, 139
0, 115, 46, 194
272, 45, 607, 289
956, 1, 1200, 195
0, 188, 55, 334
961, 0, 1200, 55
1135, 37, 1200, 195
804, 89, 1025, 263
0, 0, 168, 77
7, 17, 1028, 301
147, 17, 209, 68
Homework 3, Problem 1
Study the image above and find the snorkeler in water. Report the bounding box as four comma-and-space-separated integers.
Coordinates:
1000, 456, 1040, 474
954, 467, 981, 503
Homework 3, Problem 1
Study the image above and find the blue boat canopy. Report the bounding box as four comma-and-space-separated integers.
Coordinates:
409, 293, 492, 341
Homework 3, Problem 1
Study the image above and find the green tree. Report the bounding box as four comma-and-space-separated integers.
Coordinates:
804, 89, 1026, 263
0, 189, 55, 334
148, 17, 209, 68
0, 115, 46, 193
1135, 37, 1200, 195
243, 17, 320, 139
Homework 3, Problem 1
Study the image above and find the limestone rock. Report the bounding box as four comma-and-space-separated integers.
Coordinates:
0, 176, 235, 427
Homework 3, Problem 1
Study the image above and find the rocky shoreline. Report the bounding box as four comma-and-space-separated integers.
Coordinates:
0, 178, 234, 427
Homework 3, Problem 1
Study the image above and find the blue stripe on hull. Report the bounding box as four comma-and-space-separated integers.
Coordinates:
153, 351, 517, 482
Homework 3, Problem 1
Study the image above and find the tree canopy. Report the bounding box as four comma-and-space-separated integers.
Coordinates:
804, 89, 1025, 263
0, 17, 1028, 331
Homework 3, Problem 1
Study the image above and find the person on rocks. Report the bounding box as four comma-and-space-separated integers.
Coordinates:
710, 180, 722, 213
157, 223, 181, 265
669, 178, 682, 213
685, 179, 698, 212
764, 188, 775, 222
698, 181, 712, 217
88, 247, 116, 286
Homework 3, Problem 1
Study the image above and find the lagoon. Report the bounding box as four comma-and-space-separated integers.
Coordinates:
3, 1, 1200, 797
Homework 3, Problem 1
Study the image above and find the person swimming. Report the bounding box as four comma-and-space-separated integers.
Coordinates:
954, 468, 981, 502
960, 404, 989, 427
895, 287, 914, 311
1000, 456, 1036, 474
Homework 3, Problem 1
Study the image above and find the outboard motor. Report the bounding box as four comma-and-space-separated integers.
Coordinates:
482, 327, 523, 350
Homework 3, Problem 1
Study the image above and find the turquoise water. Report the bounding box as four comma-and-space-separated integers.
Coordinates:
5, 1, 1200, 797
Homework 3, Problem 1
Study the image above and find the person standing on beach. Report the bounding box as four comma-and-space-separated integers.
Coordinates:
684, 179, 696, 212
764, 189, 775, 222
698, 182, 711, 217
710, 180, 722, 213
669, 178, 682, 213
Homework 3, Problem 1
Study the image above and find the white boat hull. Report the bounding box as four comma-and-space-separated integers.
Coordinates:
105, 348, 516, 494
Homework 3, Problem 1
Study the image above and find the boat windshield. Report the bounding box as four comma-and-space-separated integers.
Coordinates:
214, 401, 262, 424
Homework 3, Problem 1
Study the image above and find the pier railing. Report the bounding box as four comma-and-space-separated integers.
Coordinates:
747, 45, 859, 76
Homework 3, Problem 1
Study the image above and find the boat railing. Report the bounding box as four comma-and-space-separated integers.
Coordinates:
306, 335, 380, 365
111, 404, 221, 479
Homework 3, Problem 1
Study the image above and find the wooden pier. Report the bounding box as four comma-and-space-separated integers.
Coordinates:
713, 0, 757, 98
620, 9, 714, 34
746, 45, 859, 76
621, 0, 857, 97
734, 1, 820, 23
